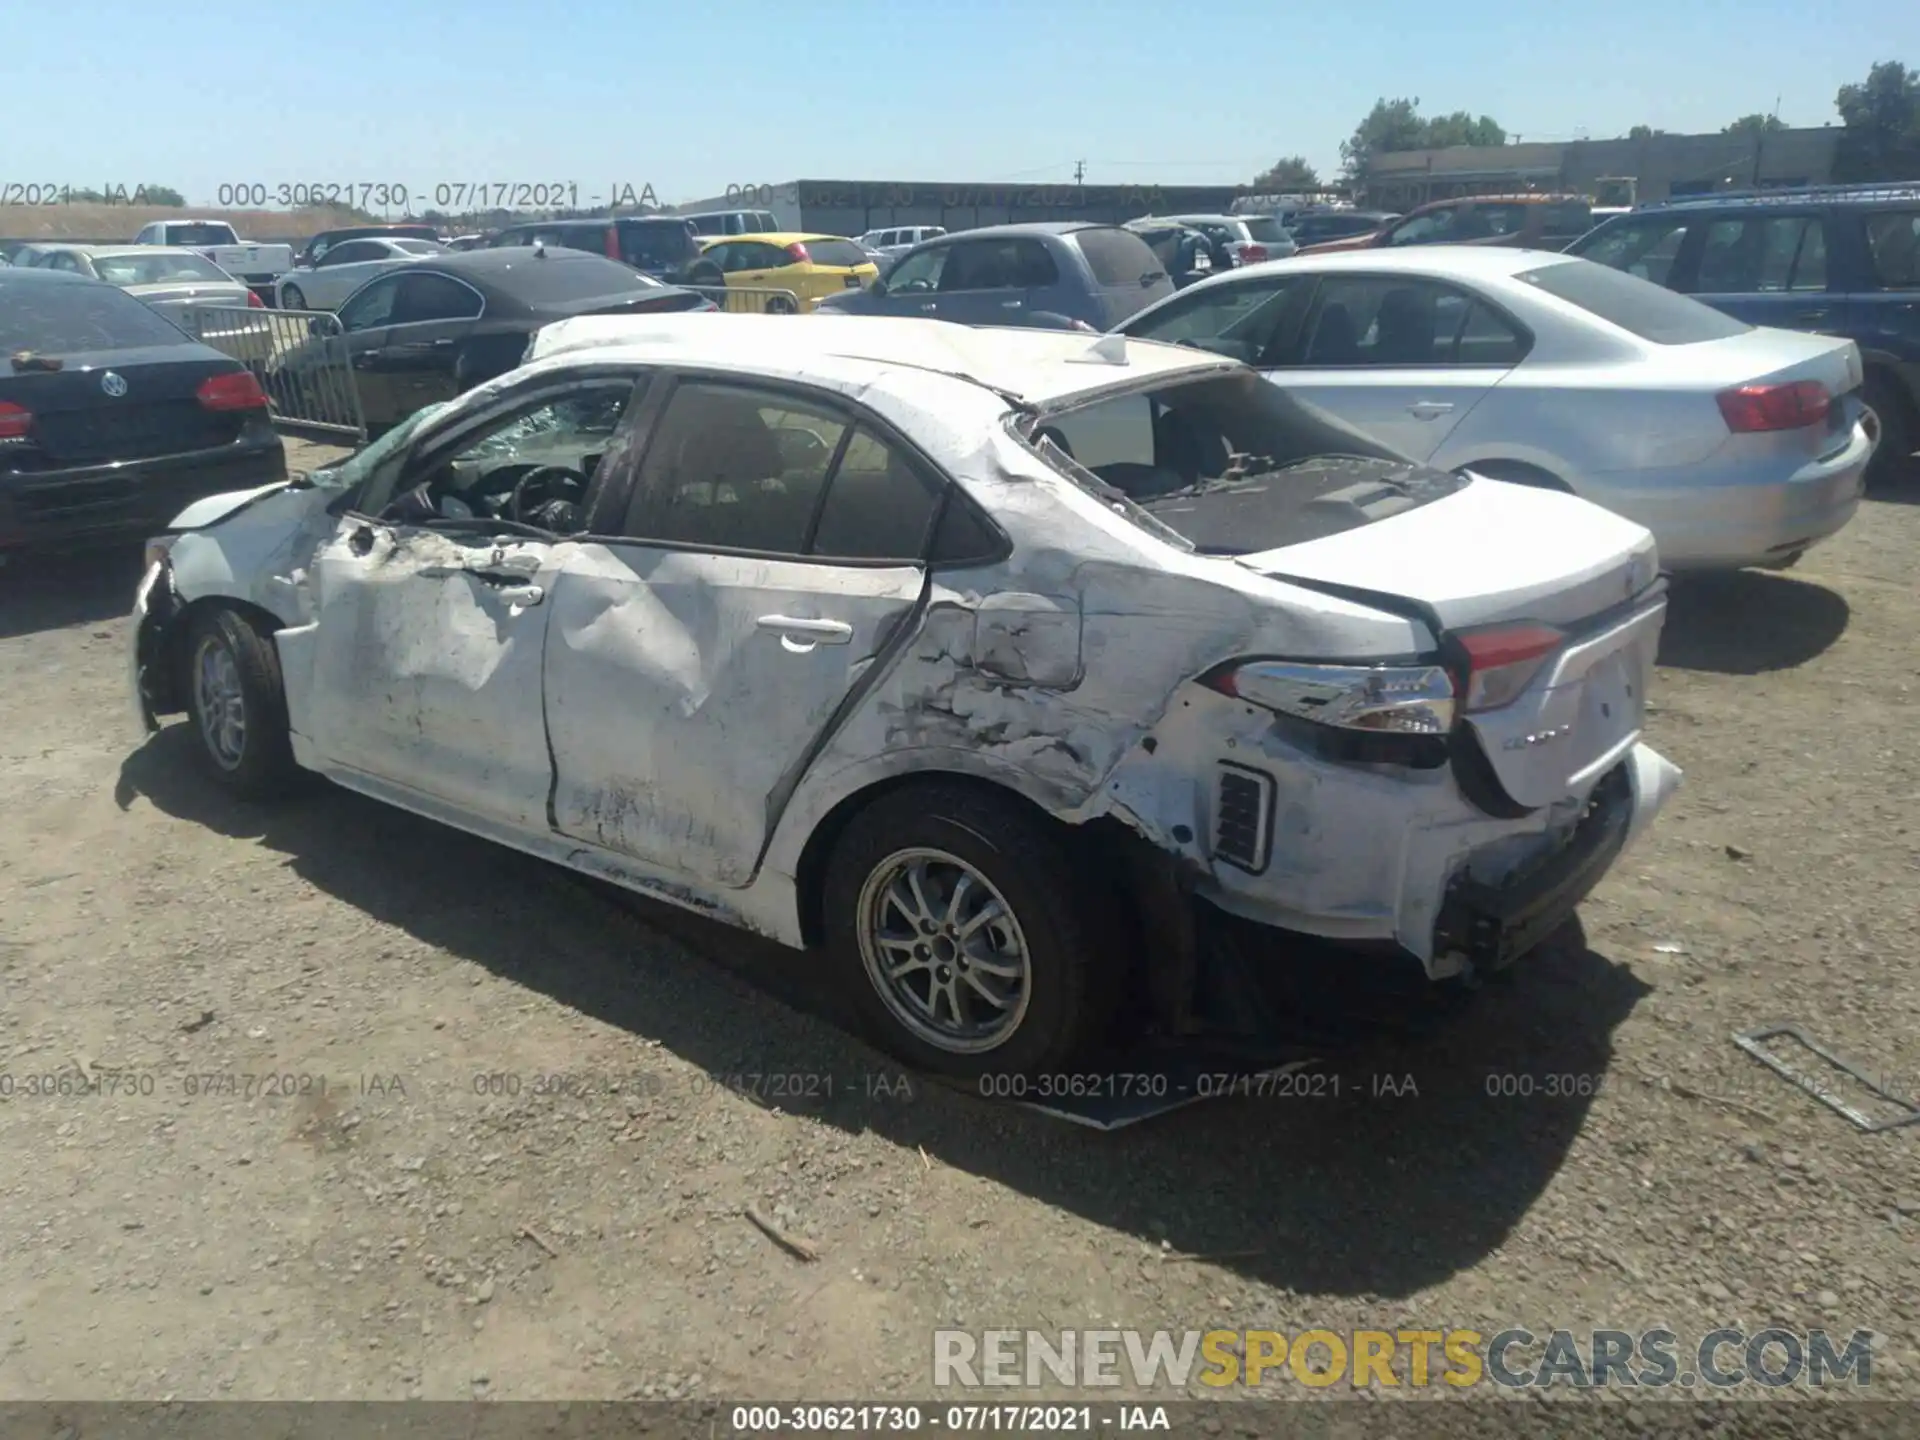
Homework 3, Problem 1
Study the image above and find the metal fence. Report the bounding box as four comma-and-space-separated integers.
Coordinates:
178, 305, 366, 442
684, 285, 806, 315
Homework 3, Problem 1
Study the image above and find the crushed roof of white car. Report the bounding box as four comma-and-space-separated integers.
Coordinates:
130, 314, 1680, 1081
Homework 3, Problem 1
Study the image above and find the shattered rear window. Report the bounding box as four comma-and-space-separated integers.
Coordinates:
1027, 370, 1463, 555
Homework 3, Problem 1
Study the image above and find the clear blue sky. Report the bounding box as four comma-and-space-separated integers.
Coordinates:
7, 0, 1914, 207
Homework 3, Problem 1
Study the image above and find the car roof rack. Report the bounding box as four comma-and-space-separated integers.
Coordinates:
1642, 181, 1920, 209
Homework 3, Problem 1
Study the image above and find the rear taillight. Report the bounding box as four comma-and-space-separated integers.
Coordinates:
196, 371, 268, 411
0, 400, 33, 440
246, 289, 264, 308
1239, 243, 1268, 264
785, 242, 812, 264
1717, 380, 1829, 433
1448, 623, 1564, 713
1204, 660, 1456, 734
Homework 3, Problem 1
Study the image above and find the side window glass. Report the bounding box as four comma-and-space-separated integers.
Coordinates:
811, 426, 943, 560
375, 385, 637, 527
1386, 210, 1455, 246
1296, 278, 1451, 366
1010, 240, 1060, 286
940, 241, 1014, 291
1128, 276, 1302, 365
1696, 217, 1821, 293
1864, 211, 1920, 289
886, 245, 947, 293
1789, 220, 1828, 292
623, 384, 848, 554
1439, 297, 1529, 365
338, 276, 401, 331
1577, 219, 1690, 286
394, 274, 482, 323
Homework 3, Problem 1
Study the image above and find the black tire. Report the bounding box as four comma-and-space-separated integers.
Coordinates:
279, 283, 306, 310
1865, 370, 1914, 484
822, 782, 1115, 1080
181, 607, 298, 800
765, 295, 798, 315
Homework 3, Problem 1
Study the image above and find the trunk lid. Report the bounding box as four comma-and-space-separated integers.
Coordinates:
1232, 474, 1659, 630
1234, 475, 1665, 809
1, 345, 246, 469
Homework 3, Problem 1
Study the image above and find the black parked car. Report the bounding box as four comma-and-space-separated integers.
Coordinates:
273, 247, 712, 428
1566, 183, 1920, 476
295, 224, 443, 269
486, 216, 725, 289
0, 268, 285, 554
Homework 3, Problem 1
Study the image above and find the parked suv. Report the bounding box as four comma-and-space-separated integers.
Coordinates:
1566, 184, 1920, 476
486, 216, 724, 288
813, 222, 1172, 330
1295, 195, 1594, 255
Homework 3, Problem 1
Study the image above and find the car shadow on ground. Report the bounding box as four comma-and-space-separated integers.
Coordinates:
119, 727, 1652, 1301
1657, 570, 1849, 675
0, 545, 145, 641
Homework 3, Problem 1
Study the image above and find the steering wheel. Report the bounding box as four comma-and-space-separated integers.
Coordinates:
504, 464, 589, 525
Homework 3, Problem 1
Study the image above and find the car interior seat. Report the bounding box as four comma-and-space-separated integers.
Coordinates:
1306, 303, 1360, 364
1374, 287, 1437, 363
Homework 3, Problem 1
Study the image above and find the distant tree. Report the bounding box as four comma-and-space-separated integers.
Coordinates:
1340, 97, 1429, 180
1250, 156, 1320, 191
138, 185, 185, 207
1833, 59, 1920, 180
1340, 97, 1506, 180
1724, 113, 1786, 137
1627, 124, 1666, 140
1422, 111, 1507, 149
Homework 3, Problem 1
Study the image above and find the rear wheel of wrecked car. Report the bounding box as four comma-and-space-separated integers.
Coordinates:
279, 283, 306, 310
824, 783, 1112, 1080
183, 607, 298, 800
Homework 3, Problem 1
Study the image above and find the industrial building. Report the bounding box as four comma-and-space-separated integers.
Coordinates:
666, 179, 1253, 236
1359, 126, 1842, 209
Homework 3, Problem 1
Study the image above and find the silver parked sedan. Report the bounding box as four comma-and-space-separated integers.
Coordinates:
14, 243, 273, 363
1116, 247, 1876, 571
275, 236, 444, 311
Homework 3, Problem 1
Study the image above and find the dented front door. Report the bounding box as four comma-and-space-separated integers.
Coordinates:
303, 517, 563, 830
542, 543, 923, 887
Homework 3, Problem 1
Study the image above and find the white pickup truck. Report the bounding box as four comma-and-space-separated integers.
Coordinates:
131, 219, 294, 292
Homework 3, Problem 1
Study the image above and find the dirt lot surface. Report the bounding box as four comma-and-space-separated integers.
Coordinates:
2, 439, 1916, 1425
0, 204, 370, 244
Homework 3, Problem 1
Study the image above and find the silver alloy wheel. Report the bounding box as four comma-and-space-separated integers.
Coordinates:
192, 634, 247, 771
855, 846, 1033, 1054
281, 285, 304, 310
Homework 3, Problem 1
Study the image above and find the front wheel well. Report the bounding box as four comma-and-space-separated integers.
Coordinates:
145, 588, 286, 718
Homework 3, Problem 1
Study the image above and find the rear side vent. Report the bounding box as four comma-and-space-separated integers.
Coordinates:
1214, 763, 1275, 874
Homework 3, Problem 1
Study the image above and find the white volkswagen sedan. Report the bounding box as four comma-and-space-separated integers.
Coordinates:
1115, 249, 1876, 571
131, 316, 1680, 1078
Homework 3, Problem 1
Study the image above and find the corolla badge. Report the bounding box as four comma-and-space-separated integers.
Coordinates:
100, 371, 128, 397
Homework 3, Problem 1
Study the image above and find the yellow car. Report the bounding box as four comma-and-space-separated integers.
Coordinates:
698, 233, 878, 313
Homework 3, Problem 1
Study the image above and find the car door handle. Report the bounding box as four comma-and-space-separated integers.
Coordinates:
1408, 401, 1454, 418
1792, 309, 1831, 324
757, 615, 853, 644
1000, 299, 1024, 308
351, 353, 377, 369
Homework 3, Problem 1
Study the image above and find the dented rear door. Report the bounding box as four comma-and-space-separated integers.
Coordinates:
542, 546, 923, 888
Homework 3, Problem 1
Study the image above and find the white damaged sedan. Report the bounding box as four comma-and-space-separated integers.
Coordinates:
131, 315, 1680, 1078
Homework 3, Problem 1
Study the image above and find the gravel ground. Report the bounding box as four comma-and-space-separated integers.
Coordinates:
1, 439, 1915, 1426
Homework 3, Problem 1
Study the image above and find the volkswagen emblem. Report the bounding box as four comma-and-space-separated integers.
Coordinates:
100, 371, 128, 398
